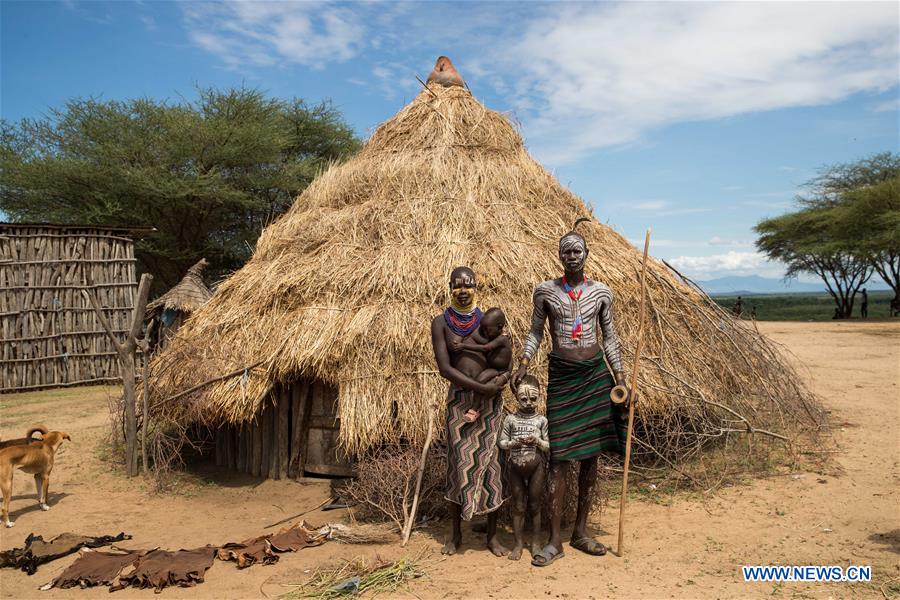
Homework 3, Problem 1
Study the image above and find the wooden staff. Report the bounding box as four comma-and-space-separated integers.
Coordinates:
401, 400, 435, 547
616, 228, 651, 557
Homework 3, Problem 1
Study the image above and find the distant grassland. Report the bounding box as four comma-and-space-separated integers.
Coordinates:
712, 290, 896, 321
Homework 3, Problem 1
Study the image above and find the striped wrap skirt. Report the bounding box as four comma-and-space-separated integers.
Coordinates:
546, 352, 624, 461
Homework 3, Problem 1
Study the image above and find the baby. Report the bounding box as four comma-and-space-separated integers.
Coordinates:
498, 375, 550, 560
452, 307, 512, 422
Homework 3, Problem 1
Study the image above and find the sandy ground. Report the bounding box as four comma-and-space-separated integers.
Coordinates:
1, 320, 898, 599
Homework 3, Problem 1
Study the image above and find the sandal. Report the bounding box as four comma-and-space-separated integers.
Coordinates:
570, 536, 607, 556
531, 543, 564, 567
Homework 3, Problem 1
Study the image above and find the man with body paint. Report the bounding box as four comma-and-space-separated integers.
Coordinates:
513, 222, 629, 566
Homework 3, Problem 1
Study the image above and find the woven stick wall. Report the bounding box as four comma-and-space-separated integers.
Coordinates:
0, 223, 142, 392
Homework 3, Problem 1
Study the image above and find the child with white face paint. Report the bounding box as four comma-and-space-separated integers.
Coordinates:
498, 375, 550, 561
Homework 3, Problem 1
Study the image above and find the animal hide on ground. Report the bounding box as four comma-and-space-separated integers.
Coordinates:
110, 546, 217, 593
40, 548, 145, 590
0, 532, 130, 575
216, 521, 327, 568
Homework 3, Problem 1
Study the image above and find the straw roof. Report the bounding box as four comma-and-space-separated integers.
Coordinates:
146, 259, 212, 315
150, 68, 821, 459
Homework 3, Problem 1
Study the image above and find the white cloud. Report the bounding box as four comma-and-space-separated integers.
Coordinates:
668, 251, 785, 280
61, 0, 113, 25
872, 98, 898, 113
179, 2, 898, 164
181, 2, 365, 69
628, 238, 704, 249
708, 237, 752, 247
614, 199, 711, 216
749, 190, 795, 198
627, 237, 751, 251
366, 61, 422, 99
495, 2, 899, 163
634, 200, 666, 211
658, 207, 711, 217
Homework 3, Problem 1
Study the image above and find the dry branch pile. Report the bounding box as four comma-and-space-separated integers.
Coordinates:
342, 444, 447, 531
149, 81, 823, 477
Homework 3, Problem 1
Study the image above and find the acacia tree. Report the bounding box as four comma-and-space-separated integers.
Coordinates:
756, 206, 872, 318
800, 152, 899, 207
756, 153, 899, 318
0, 87, 361, 293
835, 176, 900, 299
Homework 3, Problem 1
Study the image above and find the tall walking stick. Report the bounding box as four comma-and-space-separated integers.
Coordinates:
615, 228, 651, 557
401, 398, 435, 546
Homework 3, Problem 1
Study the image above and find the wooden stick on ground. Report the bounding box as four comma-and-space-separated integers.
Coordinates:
401, 399, 436, 547
616, 228, 652, 557
264, 498, 330, 529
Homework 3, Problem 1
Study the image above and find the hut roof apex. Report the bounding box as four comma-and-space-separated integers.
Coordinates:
147, 259, 212, 315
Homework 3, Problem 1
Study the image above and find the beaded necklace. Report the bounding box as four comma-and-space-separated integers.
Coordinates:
444, 305, 482, 337
561, 276, 586, 341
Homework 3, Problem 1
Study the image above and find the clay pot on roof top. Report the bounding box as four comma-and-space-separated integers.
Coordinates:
426, 56, 465, 88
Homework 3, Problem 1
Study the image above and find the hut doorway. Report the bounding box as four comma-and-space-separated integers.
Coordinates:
214, 379, 354, 479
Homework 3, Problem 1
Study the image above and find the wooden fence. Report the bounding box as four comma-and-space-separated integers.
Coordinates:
0, 223, 144, 392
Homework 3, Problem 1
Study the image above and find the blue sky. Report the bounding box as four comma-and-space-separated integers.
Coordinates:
2, 1, 898, 284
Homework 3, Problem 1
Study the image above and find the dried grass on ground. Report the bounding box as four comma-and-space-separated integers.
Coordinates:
283, 554, 426, 599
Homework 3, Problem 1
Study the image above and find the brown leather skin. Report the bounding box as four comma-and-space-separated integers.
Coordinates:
112, 546, 217, 592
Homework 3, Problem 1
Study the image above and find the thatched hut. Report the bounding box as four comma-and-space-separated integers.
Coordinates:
145, 259, 212, 352
150, 59, 821, 481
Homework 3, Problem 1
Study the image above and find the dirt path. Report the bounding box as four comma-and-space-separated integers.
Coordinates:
2, 321, 898, 598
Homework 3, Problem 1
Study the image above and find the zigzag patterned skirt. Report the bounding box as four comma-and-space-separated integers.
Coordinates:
444, 386, 506, 520
547, 352, 623, 462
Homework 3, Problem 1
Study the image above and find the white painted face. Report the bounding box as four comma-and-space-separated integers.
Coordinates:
558, 234, 588, 272
515, 383, 540, 412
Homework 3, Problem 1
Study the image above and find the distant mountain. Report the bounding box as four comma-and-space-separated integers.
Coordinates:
693, 275, 889, 296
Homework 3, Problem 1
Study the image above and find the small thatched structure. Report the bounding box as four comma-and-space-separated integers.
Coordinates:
149, 60, 821, 481
145, 259, 212, 352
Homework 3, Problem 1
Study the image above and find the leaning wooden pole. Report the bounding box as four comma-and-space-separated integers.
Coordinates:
616, 228, 651, 557
83, 271, 153, 477
139, 335, 151, 474
401, 399, 436, 547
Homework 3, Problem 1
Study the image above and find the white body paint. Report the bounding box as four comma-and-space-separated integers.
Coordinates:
522, 278, 623, 372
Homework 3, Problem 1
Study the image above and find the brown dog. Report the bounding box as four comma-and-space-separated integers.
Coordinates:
0, 425, 71, 527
